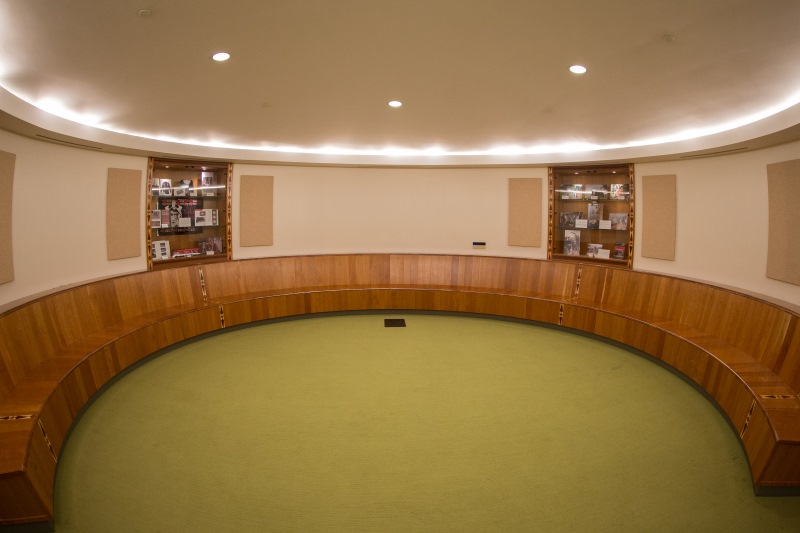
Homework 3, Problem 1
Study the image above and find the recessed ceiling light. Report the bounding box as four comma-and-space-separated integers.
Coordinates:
212, 52, 231, 62
388, 100, 402, 108
569, 65, 587, 74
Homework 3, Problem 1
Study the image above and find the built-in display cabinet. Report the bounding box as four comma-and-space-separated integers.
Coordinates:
146, 158, 232, 270
548, 163, 634, 268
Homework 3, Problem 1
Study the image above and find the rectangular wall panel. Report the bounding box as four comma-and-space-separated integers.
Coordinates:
767, 159, 800, 285
106, 168, 142, 260
0, 150, 15, 284
240, 175, 274, 247
641, 174, 676, 261
508, 177, 542, 247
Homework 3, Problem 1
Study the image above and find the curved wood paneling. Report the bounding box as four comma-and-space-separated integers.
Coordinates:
1, 255, 799, 526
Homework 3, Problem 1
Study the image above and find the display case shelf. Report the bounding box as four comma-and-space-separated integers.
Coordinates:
146, 158, 232, 270
548, 163, 634, 268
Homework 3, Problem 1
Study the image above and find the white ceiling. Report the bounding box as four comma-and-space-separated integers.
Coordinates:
1, 0, 799, 165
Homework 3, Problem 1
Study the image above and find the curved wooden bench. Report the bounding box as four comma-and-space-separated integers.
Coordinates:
1, 254, 799, 527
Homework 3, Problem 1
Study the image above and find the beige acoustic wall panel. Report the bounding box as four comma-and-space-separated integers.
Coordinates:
106, 168, 142, 260
240, 175, 274, 247
766, 159, 800, 285
508, 177, 542, 247
641, 174, 677, 261
0, 150, 15, 284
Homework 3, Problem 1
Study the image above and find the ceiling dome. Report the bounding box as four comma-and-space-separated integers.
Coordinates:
1, 0, 799, 165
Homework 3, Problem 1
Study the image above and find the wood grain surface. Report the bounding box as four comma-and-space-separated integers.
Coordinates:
1, 254, 799, 525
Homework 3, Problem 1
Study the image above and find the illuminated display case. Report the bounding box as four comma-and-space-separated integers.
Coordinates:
548, 164, 634, 268
146, 158, 232, 270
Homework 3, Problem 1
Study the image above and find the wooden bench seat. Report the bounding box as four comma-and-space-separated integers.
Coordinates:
1, 254, 799, 527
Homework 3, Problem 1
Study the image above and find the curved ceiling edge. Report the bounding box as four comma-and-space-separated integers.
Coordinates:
1, 86, 800, 167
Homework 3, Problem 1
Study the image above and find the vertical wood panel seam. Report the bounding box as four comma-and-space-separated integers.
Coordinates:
37, 420, 57, 462
772, 315, 797, 375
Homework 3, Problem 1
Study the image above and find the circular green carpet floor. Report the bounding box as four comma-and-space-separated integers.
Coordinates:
54, 314, 800, 531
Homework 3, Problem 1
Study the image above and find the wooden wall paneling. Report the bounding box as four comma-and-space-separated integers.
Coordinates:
389, 254, 451, 286
23, 424, 57, 516
742, 405, 779, 485
766, 159, 800, 286
508, 177, 542, 247
113, 268, 204, 318
592, 311, 666, 356
239, 175, 274, 247
641, 174, 677, 261
200, 260, 248, 299
761, 442, 800, 486
5, 254, 800, 526
659, 335, 713, 386
0, 150, 15, 285
777, 320, 800, 391
560, 304, 598, 333
106, 168, 142, 260
0, 473, 49, 525
703, 359, 754, 432
0, 303, 61, 384
515, 260, 576, 299
523, 299, 561, 324
569, 264, 607, 305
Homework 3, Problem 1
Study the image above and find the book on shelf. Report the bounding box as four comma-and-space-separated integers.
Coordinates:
610, 184, 629, 199
150, 210, 162, 229
559, 211, 584, 228
587, 203, 603, 229
609, 213, 628, 230
564, 229, 581, 255
612, 242, 626, 260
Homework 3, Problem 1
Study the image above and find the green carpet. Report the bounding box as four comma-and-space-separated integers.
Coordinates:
54, 314, 800, 532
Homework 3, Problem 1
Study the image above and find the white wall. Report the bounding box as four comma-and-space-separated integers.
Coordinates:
232, 165, 548, 259
2, 127, 800, 309
0, 129, 147, 307
635, 141, 800, 306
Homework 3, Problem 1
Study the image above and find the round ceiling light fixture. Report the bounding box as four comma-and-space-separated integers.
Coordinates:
569, 65, 587, 74
388, 100, 403, 108
212, 52, 231, 62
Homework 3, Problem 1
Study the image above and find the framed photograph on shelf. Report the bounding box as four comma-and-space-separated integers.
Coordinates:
564, 229, 581, 255
609, 213, 628, 230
